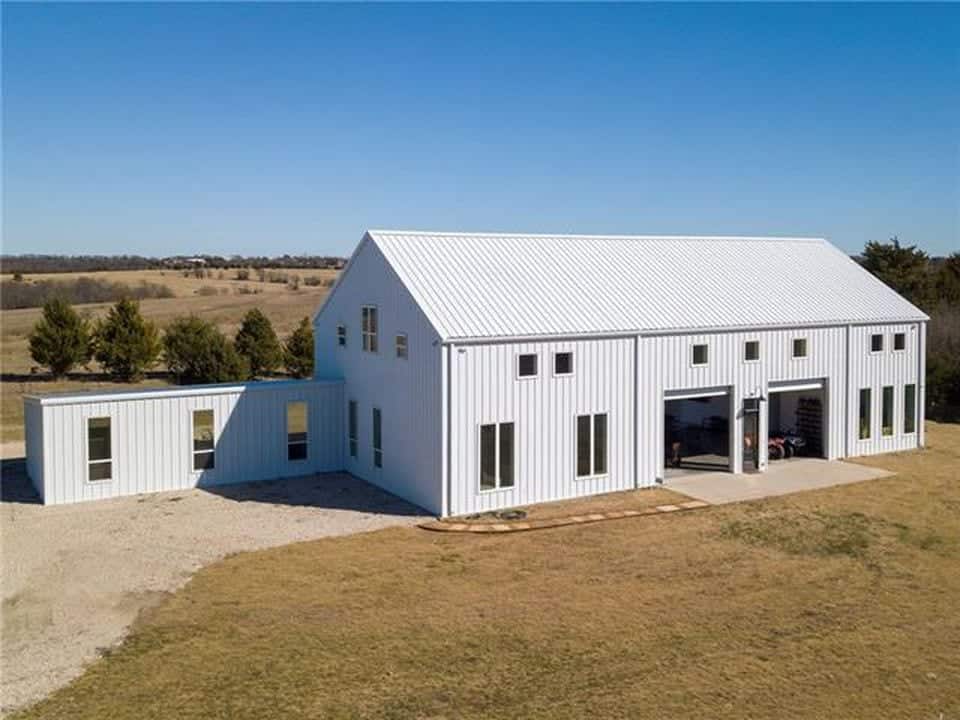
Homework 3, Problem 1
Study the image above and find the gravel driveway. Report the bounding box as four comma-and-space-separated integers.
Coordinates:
0, 460, 428, 714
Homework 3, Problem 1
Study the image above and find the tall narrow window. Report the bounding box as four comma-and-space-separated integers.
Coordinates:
859, 388, 871, 440
517, 354, 538, 378
348, 400, 358, 458
903, 384, 916, 434
87, 417, 112, 481
894, 333, 906, 351
576, 413, 608, 477
395, 333, 408, 359
372, 407, 382, 468
287, 401, 308, 460
337, 324, 347, 347
361, 306, 378, 353
882, 386, 894, 436
479, 422, 515, 490
793, 338, 808, 358
692, 344, 708, 366
870, 334, 884, 352
192, 409, 215, 470
744, 340, 760, 362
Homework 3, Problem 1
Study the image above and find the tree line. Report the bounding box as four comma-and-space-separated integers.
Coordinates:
2, 253, 345, 275
28, 298, 314, 384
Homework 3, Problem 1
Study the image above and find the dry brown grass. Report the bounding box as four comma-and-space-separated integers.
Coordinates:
13, 422, 959, 720
0, 269, 336, 442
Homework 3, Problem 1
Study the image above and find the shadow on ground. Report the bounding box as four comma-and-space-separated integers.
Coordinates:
1, 458, 41, 505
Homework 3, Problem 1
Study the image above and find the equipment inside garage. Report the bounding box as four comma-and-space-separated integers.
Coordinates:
767, 382, 825, 460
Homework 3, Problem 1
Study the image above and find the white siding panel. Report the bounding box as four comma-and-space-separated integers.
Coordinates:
24, 399, 44, 500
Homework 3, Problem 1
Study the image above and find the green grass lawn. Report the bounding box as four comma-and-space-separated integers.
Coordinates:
14, 423, 960, 720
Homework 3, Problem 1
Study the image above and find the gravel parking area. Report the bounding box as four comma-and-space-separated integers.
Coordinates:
0, 461, 428, 714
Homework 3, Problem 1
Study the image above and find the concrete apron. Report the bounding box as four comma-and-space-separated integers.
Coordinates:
663, 457, 895, 505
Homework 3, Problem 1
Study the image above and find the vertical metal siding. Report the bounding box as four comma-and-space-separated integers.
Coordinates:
24, 399, 45, 500
37, 381, 343, 506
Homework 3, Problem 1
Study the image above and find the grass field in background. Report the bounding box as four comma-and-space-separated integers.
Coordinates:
14, 422, 960, 720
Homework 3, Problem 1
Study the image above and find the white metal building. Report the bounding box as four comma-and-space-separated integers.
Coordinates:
25, 230, 927, 515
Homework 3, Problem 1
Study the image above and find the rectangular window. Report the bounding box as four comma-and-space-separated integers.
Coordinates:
395, 333, 408, 359
192, 409, 215, 470
744, 340, 760, 362
348, 400, 358, 458
361, 306, 378, 353
337, 324, 346, 347
871, 334, 884, 353
904, 384, 916, 434
372, 407, 382, 468
692, 344, 708, 366
882, 386, 894, 436
894, 333, 906, 351
554, 352, 573, 376
576, 413, 608, 477
517, 354, 538, 378
479, 422, 514, 490
87, 417, 112, 481
792, 338, 808, 358
287, 401, 308, 461
859, 388, 871, 440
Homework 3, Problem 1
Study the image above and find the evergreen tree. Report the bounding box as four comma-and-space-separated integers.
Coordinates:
234, 308, 282, 378
860, 236, 932, 309
284, 317, 314, 379
163, 316, 248, 385
93, 298, 161, 381
28, 298, 92, 378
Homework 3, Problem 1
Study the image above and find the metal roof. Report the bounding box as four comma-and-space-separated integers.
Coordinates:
368, 230, 928, 341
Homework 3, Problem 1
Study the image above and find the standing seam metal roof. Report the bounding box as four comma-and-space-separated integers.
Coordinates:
365, 230, 928, 341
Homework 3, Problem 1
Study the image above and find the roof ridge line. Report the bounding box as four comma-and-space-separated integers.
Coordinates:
368, 229, 827, 243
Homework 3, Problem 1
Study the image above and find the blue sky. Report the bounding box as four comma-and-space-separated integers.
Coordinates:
3, 3, 958, 257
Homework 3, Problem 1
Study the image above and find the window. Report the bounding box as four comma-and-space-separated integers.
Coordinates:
576, 413, 608, 477
192, 409, 215, 470
348, 400, 358, 458
554, 352, 573, 376
903, 384, 917, 434
337, 324, 346, 347
871, 334, 884, 353
479, 422, 514, 491
894, 333, 906, 351
287, 402, 308, 461
396, 333, 408, 359
792, 338, 808, 358
372, 407, 382, 468
518, 354, 538, 378
859, 388, 871, 440
361, 306, 378, 353
87, 417, 112, 481
692, 344, 708, 366
882, 386, 894, 436
744, 340, 760, 362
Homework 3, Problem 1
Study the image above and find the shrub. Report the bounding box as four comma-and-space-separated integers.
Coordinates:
284, 317, 314, 379
163, 316, 248, 385
93, 298, 161, 381
195, 286, 220, 296
235, 269, 250, 281
303, 276, 322, 287
234, 309, 283, 378
0, 277, 174, 310
28, 298, 93, 377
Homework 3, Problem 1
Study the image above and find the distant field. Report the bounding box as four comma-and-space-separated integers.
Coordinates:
0, 268, 338, 444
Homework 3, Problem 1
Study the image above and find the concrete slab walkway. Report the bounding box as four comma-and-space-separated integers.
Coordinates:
664, 457, 894, 505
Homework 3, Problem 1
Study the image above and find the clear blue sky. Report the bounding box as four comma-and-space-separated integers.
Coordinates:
3, 3, 958, 257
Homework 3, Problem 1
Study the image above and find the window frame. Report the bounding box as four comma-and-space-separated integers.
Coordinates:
348, 400, 358, 458
191, 409, 216, 472
553, 351, 574, 377
893, 332, 906, 352
361, 305, 378, 354
881, 385, 894, 437
478, 422, 515, 492
870, 334, 884, 353
743, 340, 760, 363
337, 324, 347, 348
286, 401, 308, 462
903, 384, 916, 435
792, 337, 808, 359
575, 412, 609, 479
86, 416, 113, 483
517, 353, 538, 379
691, 344, 709, 367
395, 333, 408, 359
372, 406, 382, 468
858, 388, 872, 440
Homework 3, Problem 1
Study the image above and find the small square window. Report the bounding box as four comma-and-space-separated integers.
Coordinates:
337, 324, 346, 347
518, 354, 538, 378
744, 341, 760, 362
396, 333, 408, 359
792, 338, 808, 359
554, 352, 573, 376
894, 333, 906, 351
692, 344, 708, 366
871, 334, 883, 353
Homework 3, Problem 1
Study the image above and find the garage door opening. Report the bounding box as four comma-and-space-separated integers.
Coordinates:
665, 392, 730, 476
768, 382, 825, 461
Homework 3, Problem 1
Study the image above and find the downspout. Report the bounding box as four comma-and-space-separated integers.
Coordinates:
843, 324, 851, 459
444, 343, 453, 517
633, 335, 639, 489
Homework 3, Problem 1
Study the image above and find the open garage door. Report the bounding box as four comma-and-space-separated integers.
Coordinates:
768, 380, 825, 459
664, 388, 731, 476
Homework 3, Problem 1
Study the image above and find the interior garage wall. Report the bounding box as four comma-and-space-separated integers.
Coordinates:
32, 380, 343, 505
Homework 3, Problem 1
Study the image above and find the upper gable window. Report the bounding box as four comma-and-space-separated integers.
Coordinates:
692, 344, 708, 367
792, 338, 808, 359
870, 334, 884, 353
396, 333, 408, 359
361, 306, 378, 353
744, 340, 760, 362
517, 354, 538, 378
554, 352, 573, 376
337, 324, 346, 347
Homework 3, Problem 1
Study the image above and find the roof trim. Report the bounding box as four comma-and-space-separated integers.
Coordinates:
369, 229, 828, 243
